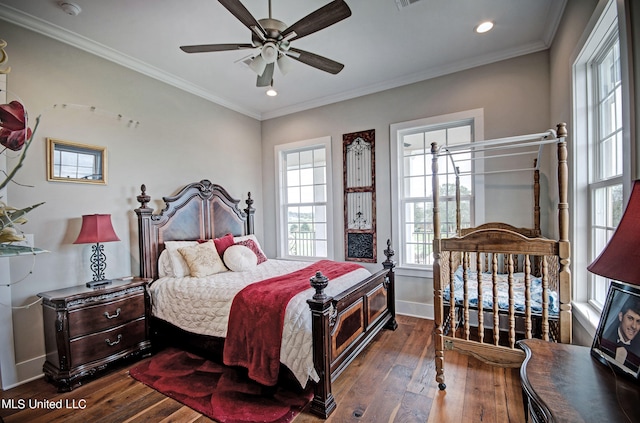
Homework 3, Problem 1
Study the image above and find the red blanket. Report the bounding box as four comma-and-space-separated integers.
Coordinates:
223, 260, 364, 386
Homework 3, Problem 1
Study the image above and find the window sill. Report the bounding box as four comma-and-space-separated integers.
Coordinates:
572, 301, 601, 340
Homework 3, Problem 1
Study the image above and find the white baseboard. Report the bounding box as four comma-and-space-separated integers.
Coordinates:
7, 355, 45, 390
396, 300, 433, 320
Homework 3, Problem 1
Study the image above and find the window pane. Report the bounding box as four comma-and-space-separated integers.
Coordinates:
448, 125, 471, 145
300, 186, 314, 203
300, 150, 313, 167
288, 187, 300, 203
313, 167, 325, 184
287, 169, 300, 186
314, 184, 326, 202
406, 155, 425, 176
287, 152, 299, 167
313, 148, 326, 166
300, 168, 313, 185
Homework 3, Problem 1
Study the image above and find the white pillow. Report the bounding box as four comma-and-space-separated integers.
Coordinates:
224, 244, 258, 272
163, 241, 198, 278
157, 249, 172, 278
178, 240, 227, 278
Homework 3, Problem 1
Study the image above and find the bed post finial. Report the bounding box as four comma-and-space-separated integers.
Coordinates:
383, 239, 398, 330
137, 184, 151, 209
556, 122, 567, 138
383, 238, 395, 263
244, 192, 255, 235
310, 271, 329, 301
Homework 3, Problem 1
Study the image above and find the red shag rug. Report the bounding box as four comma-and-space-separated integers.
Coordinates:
129, 348, 313, 423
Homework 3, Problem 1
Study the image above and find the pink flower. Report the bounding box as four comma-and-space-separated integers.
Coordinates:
0, 101, 31, 151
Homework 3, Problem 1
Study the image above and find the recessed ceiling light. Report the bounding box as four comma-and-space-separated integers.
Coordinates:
266, 86, 277, 97
58, 2, 82, 16
475, 21, 494, 34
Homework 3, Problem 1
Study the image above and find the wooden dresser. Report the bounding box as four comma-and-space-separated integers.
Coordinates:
38, 278, 152, 391
518, 338, 640, 423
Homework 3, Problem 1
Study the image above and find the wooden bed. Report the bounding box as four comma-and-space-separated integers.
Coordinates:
134, 180, 397, 418
430, 123, 571, 390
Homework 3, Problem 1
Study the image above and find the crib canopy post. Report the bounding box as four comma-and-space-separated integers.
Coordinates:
556, 122, 572, 344
431, 142, 446, 390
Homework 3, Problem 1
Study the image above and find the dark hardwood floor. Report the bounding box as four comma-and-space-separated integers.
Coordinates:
0, 315, 524, 423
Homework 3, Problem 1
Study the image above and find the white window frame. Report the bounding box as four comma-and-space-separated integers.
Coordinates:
572, 0, 632, 334
390, 109, 485, 277
274, 136, 334, 260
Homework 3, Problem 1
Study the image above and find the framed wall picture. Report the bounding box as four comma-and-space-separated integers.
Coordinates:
343, 129, 376, 262
591, 281, 640, 381
47, 138, 107, 184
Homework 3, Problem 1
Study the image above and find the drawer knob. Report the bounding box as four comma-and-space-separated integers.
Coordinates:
105, 334, 122, 346
104, 308, 121, 319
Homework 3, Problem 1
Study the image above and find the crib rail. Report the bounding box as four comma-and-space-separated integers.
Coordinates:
442, 250, 559, 348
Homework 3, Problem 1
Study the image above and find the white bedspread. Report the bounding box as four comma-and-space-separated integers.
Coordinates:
148, 259, 371, 387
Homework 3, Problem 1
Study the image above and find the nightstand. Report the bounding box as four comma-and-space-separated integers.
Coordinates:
38, 277, 152, 391
518, 338, 640, 422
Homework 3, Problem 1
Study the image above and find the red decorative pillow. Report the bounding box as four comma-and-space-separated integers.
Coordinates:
213, 233, 235, 256
198, 233, 236, 256
235, 239, 267, 264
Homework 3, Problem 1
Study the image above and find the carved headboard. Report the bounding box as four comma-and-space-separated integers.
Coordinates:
134, 179, 255, 280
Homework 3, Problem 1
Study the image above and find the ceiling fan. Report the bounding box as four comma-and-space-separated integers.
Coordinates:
180, 0, 352, 87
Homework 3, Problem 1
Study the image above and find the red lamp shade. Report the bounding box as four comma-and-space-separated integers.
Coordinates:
74, 214, 120, 244
587, 180, 640, 285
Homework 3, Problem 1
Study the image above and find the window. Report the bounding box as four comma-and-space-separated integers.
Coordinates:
590, 35, 624, 307
47, 138, 107, 184
275, 137, 333, 260
391, 109, 484, 271
573, 0, 630, 313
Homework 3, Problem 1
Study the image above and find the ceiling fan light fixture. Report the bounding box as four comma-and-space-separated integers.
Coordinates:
266, 84, 277, 97
261, 42, 278, 63
277, 54, 293, 76
249, 55, 268, 76
475, 21, 494, 34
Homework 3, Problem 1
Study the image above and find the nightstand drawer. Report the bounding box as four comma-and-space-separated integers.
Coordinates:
68, 293, 145, 338
69, 317, 146, 367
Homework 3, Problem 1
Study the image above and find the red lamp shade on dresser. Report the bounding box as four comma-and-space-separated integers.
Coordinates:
587, 180, 640, 286
74, 214, 120, 287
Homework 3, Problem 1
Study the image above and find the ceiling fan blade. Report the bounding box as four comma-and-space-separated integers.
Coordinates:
257, 63, 275, 87
218, 0, 266, 39
288, 48, 344, 74
281, 0, 351, 42
180, 43, 254, 53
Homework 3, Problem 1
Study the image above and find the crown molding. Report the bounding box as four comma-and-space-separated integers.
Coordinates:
0, 4, 261, 120
261, 40, 549, 120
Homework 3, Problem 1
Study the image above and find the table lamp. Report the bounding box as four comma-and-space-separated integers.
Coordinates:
587, 180, 640, 285
74, 214, 120, 288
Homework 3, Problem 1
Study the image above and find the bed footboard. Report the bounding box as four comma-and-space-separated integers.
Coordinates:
306, 240, 397, 418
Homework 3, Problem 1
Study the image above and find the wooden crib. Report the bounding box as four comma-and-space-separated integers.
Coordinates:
431, 123, 571, 390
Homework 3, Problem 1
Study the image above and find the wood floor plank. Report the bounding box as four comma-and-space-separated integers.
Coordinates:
0, 317, 524, 423
426, 350, 470, 423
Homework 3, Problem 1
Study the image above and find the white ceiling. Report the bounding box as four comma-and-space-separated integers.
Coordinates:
0, 0, 566, 120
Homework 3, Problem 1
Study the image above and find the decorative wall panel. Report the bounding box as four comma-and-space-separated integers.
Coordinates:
343, 129, 376, 262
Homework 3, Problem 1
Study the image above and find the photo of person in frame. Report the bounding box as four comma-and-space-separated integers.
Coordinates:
599, 292, 640, 374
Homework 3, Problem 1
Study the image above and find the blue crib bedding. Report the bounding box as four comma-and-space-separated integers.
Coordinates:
443, 265, 559, 316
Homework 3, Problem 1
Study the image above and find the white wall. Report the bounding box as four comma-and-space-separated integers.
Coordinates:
261, 51, 551, 319
2, 22, 262, 387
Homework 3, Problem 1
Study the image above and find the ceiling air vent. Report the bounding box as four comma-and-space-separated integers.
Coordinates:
395, 0, 421, 10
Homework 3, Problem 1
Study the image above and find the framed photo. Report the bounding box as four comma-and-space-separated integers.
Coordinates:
591, 281, 640, 381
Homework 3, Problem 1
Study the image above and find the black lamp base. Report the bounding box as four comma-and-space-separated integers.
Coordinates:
86, 279, 112, 288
